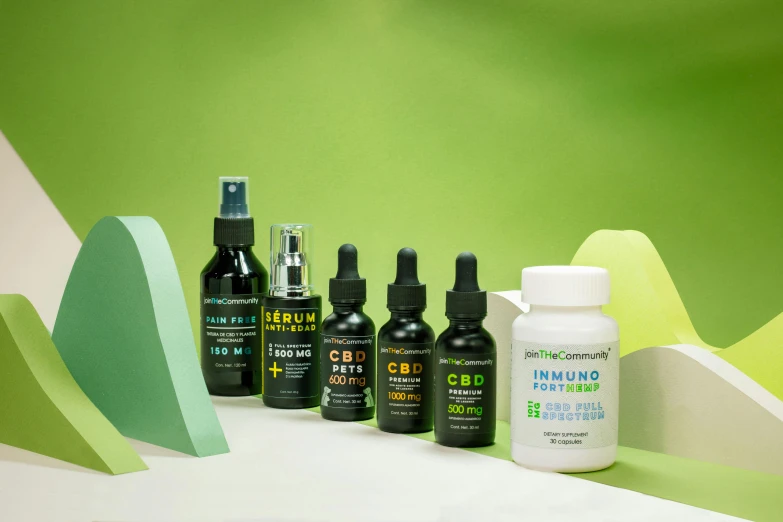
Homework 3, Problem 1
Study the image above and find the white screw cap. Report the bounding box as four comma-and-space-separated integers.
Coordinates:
521, 266, 610, 306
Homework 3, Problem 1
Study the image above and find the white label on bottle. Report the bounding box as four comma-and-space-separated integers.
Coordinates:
511, 340, 619, 449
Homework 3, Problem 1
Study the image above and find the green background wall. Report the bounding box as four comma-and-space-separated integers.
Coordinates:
1, 0, 781, 343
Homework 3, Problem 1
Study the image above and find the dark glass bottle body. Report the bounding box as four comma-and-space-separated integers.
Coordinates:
434, 319, 496, 447
261, 294, 322, 409
201, 246, 268, 396
377, 311, 435, 433
321, 304, 376, 421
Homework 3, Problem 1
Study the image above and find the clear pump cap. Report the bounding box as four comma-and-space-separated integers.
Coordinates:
218, 177, 250, 218
269, 224, 314, 296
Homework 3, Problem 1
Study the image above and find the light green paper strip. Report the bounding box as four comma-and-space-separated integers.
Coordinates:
306, 406, 783, 521
579, 446, 783, 522
571, 229, 783, 401
571, 230, 710, 355
0, 294, 147, 475
52, 216, 229, 457
480, 424, 783, 522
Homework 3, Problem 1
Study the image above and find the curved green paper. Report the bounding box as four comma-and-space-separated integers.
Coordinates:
52, 216, 229, 457
0, 294, 147, 474
571, 229, 783, 400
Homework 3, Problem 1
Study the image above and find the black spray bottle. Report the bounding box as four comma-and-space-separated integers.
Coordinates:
200, 177, 268, 396
435, 252, 496, 447
320, 244, 376, 421
262, 224, 321, 409
377, 248, 435, 433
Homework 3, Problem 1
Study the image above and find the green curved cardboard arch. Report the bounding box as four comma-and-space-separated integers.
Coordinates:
0, 294, 146, 474
52, 216, 229, 457
571, 229, 783, 400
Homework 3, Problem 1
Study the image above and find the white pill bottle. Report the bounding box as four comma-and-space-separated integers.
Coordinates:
511, 266, 619, 472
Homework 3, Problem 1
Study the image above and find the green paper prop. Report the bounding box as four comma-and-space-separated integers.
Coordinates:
0, 294, 147, 474
572, 229, 783, 401
53, 216, 229, 457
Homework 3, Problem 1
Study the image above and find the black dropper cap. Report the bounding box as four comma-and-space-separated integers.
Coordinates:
445, 252, 487, 319
387, 248, 426, 311
329, 244, 366, 303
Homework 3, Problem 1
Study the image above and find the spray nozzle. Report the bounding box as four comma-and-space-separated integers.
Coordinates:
453, 252, 480, 292
218, 177, 250, 218
213, 176, 254, 246
394, 248, 420, 286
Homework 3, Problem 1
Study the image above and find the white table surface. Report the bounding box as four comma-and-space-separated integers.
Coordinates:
0, 397, 745, 522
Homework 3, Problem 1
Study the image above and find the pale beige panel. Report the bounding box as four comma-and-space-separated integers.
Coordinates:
0, 397, 741, 522
0, 131, 81, 330
486, 290, 528, 421
620, 344, 783, 475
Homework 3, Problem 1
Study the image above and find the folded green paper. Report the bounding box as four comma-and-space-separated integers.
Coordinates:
0, 294, 146, 474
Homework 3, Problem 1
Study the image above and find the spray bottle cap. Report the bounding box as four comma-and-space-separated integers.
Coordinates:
213, 177, 254, 246
269, 224, 314, 296
218, 177, 250, 217
387, 248, 427, 311
445, 252, 487, 319
329, 244, 366, 303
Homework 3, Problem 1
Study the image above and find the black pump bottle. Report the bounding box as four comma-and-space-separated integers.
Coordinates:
434, 252, 496, 447
320, 244, 376, 421
200, 177, 268, 396
377, 248, 435, 434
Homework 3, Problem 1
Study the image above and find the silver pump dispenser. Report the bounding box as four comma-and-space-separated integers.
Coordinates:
269, 224, 313, 297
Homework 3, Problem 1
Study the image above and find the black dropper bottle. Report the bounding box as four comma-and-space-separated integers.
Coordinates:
435, 252, 496, 447
200, 177, 268, 396
377, 248, 435, 433
320, 244, 376, 421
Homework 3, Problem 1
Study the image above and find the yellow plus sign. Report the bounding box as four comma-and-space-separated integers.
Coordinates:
269, 362, 282, 378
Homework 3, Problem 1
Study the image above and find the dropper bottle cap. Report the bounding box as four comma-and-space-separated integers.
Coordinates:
445, 252, 487, 319
213, 177, 254, 246
329, 244, 366, 304
387, 248, 426, 311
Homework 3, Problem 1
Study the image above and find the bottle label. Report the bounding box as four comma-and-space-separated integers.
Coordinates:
320, 335, 376, 409
200, 293, 262, 373
377, 342, 433, 421
263, 307, 320, 399
435, 353, 496, 435
511, 340, 619, 449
